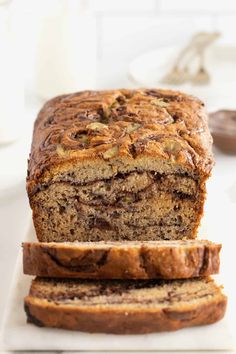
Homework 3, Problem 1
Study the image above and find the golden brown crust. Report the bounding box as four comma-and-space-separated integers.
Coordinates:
23, 240, 221, 279
27, 89, 214, 196
24, 278, 227, 334
24, 299, 227, 334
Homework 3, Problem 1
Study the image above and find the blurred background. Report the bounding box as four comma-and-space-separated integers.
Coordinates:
0, 0, 236, 344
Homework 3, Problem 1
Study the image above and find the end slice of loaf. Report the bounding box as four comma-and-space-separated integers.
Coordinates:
24, 277, 227, 334
23, 240, 221, 279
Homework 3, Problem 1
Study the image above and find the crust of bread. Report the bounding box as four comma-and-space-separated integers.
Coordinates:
24, 286, 227, 334
27, 89, 214, 196
23, 240, 221, 279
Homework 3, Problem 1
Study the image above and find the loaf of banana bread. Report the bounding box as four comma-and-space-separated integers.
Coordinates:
24, 277, 226, 334
23, 240, 221, 279
27, 89, 213, 242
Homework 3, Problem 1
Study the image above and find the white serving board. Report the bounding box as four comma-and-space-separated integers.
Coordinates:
1, 223, 234, 352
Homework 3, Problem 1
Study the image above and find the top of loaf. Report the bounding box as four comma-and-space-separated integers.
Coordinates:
27, 89, 213, 195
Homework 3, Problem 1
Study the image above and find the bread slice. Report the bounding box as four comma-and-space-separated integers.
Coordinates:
23, 240, 221, 279
27, 89, 214, 242
24, 277, 226, 334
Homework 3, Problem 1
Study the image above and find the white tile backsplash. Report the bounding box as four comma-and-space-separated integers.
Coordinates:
90, 0, 156, 12
100, 14, 216, 60
101, 15, 214, 45
101, 15, 167, 44
96, 0, 236, 66
160, 0, 236, 13
20, 0, 236, 91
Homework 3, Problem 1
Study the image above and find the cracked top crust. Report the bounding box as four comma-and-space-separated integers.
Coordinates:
27, 89, 213, 194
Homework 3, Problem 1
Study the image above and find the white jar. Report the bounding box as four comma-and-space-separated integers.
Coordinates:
0, 0, 23, 144
34, 0, 97, 99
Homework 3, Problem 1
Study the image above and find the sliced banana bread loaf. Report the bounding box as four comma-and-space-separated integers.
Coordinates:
24, 277, 226, 334
27, 89, 213, 242
23, 240, 221, 279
